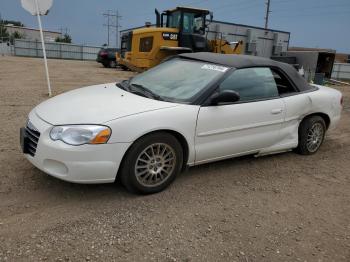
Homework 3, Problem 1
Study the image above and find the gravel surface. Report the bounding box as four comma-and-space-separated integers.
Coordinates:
0, 56, 349, 262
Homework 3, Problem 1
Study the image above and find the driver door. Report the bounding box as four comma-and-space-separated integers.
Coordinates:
195, 67, 285, 164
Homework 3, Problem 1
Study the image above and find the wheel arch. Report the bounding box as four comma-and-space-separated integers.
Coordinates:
162, 130, 190, 170
117, 129, 190, 181
300, 112, 331, 130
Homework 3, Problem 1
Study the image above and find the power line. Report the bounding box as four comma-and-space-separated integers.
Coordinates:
132, 0, 210, 18
185, 0, 209, 6
133, 0, 259, 20
210, 0, 265, 28
213, 0, 260, 12
271, 2, 350, 13
271, 9, 350, 19
210, 0, 262, 18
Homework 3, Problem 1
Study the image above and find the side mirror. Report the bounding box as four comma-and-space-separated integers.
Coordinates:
210, 90, 240, 105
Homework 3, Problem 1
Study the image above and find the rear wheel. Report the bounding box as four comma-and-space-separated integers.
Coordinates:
296, 116, 326, 155
119, 133, 183, 194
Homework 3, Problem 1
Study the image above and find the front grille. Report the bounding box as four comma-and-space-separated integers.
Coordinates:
25, 121, 40, 157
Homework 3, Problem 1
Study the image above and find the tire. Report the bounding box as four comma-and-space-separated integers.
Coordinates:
102, 62, 109, 68
119, 132, 183, 194
120, 65, 129, 71
109, 60, 117, 68
296, 116, 326, 155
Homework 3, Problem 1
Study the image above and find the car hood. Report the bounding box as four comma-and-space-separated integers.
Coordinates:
35, 83, 179, 125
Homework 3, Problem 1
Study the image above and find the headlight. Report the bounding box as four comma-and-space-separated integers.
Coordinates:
50, 125, 111, 146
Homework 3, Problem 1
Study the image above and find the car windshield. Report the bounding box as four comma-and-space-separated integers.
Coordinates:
128, 58, 229, 103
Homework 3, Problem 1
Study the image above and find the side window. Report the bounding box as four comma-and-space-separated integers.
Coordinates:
271, 69, 297, 95
183, 13, 195, 33
168, 12, 181, 28
139, 37, 153, 52
219, 67, 279, 102
194, 16, 203, 33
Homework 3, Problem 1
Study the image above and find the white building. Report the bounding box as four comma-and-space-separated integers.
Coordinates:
4, 25, 61, 42
207, 20, 290, 58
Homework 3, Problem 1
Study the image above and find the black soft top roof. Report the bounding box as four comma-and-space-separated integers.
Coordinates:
178, 52, 312, 92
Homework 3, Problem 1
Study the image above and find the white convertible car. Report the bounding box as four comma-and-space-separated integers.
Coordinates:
21, 53, 343, 194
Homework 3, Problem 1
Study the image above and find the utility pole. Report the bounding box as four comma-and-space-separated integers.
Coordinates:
116, 10, 122, 48
103, 10, 121, 47
104, 10, 111, 46
0, 12, 3, 43
264, 0, 271, 30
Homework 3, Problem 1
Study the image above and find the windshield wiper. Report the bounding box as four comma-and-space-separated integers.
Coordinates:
129, 83, 164, 101
116, 80, 130, 91
116, 81, 164, 101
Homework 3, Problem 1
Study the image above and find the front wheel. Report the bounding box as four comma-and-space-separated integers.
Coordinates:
119, 133, 183, 194
296, 116, 326, 155
109, 60, 117, 68
120, 65, 129, 71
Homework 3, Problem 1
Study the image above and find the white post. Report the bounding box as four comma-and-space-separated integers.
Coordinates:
35, 0, 52, 96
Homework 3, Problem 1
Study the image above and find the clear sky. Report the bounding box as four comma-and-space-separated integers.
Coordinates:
1, 0, 349, 53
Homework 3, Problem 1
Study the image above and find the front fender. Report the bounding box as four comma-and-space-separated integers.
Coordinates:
105, 105, 200, 165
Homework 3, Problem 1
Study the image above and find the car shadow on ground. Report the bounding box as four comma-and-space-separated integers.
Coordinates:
21, 151, 297, 201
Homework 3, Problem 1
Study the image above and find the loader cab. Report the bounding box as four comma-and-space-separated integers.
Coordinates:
163, 7, 212, 52
165, 7, 210, 35
120, 31, 133, 58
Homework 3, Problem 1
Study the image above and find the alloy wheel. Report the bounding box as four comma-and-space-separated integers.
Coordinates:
306, 122, 324, 153
135, 143, 176, 187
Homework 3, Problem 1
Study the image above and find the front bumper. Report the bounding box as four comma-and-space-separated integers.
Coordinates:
22, 111, 131, 184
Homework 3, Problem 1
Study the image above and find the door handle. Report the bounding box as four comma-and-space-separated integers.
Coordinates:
271, 108, 283, 115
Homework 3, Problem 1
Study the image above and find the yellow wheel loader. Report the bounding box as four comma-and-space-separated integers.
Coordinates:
116, 6, 243, 72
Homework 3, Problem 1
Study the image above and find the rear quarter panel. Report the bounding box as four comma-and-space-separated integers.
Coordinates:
308, 85, 343, 129
277, 85, 342, 152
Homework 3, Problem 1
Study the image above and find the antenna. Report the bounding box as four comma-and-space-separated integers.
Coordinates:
103, 10, 122, 47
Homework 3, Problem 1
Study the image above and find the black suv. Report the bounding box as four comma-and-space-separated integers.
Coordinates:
96, 48, 119, 68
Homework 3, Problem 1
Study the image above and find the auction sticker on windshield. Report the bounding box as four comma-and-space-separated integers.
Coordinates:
201, 64, 229, 72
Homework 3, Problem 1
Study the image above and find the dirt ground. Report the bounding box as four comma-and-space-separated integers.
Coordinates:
0, 56, 349, 262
